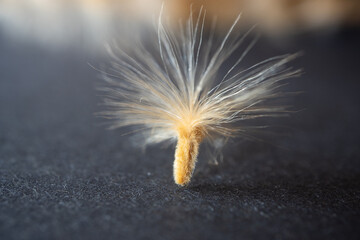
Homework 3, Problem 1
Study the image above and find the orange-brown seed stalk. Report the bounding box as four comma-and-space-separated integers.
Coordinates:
173, 125, 204, 186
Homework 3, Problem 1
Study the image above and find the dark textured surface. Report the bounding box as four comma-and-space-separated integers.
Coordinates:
0, 29, 360, 240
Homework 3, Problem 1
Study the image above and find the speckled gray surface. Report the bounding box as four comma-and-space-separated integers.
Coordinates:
0, 29, 360, 240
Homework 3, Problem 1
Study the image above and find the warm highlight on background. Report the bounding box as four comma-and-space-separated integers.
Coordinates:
1, 0, 359, 49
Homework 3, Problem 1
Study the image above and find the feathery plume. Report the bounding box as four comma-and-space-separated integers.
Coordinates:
99, 6, 301, 186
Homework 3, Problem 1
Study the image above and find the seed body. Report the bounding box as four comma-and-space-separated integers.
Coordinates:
174, 126, 204, 186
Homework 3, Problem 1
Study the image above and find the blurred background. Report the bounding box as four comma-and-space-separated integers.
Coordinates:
0, 1, 360, 240
1, 0, 360, 50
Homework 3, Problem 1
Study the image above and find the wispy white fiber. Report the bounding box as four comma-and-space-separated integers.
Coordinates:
98, 6, 300, 184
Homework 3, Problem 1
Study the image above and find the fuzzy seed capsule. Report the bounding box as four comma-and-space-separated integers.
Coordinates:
173, 125, 204, 186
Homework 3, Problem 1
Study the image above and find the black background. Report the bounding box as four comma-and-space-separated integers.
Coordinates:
0, 28, 360, 239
